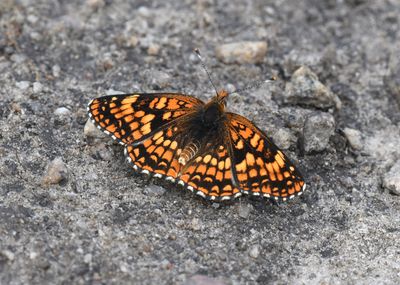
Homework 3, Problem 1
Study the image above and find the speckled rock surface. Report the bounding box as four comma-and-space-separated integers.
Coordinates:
1, 1, 399, 284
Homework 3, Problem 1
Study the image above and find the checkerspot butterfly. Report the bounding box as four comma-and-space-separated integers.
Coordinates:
87, 53, 306, 202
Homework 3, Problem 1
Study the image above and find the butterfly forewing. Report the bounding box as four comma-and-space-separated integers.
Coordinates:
87, 93, 203, 145
226, 113, 305, 201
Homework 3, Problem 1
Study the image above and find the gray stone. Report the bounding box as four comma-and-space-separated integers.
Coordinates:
343, 127, 363, 150
284, 66, 341, 109
54, 107, 71, 116
15, 81, 30, 90
383, 160, 400, 196
42, 157, 68, 185
249, 245, 260, 259
84, 119, 108, 139
271, 128, 297, 150
215, 41, 268, 64
237, 203, 253, 219
146, 185, 166, 196
303, 112, 335, 153
32, 82, 43, 93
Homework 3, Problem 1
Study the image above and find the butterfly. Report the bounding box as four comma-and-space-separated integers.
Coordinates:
87, 86, 306, 202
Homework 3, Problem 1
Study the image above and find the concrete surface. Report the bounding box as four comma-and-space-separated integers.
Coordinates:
0, 0, 399, 284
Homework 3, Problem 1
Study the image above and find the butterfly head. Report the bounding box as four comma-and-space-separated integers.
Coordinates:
216, 90, 229, 102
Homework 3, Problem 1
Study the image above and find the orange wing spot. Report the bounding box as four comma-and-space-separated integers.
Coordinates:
295, 183, 301, 191
204, 177, 213, 183
147, 144, 156, 154
166, 128, 173, 137
236, 140, 244, 149
141, 114, 156, 124
162, 112, 172, 120
106, 125, 117, 133
266, 163, 276, 181
225, 157, 231, 169
236, 159, 247, 172
128, 121, 139, 131
289, 166, 295, 171
152, 131, 163, 141
143, 139, 152, 147
167, 98, 180, 109
192, 175, 202, 182
215, 171, 223, 181
155, 135, 165, 145
109, 102, 116, 108
99, 122, 106, 128
150, 154, 158, 162
224, 170, 231, 180
155, 97, 167, 109
250, 133, 261, 148
162, 150, 173, 161
195, 156, 203, 162
163, 140, 171, 147
203, 155, 212, 163
133, 148, 140, 157
246, 152, 256, 166
275, 154, 285, 168
197, 165, 207, 175
287, 180, 293, 186
238, 172, 248, 181
211, 158, 218, 166
223, 185, 232, 191
140, 123, 152, 135
154, 146, 165, 156
249, 169, 258, 178
120, 129, 126, 136
218, 161, 225, 170
121, 96, 138, 105
149, 98, 159, 109
256, 139, 264, 152
124, 115, 135, 123
211, 185, 219, 193
98, 114, 104, 120
262, 185, 272, 194
206, 167, 216, 176
134, 110, 145, 117
221, 191, 232, 196
260, 168, 267, 176
284, 171, 291, 178
272, 162, 280, 174
110, 107, 120, 114
239, 128, 253, 139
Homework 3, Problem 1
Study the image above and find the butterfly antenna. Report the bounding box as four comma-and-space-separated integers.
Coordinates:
229, 75, 277, 95
194, 48, 219, 96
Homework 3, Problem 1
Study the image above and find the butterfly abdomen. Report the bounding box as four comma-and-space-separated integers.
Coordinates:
178, 141, 200, 166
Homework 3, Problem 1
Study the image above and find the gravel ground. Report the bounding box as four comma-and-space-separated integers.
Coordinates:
1, 0, 400, 284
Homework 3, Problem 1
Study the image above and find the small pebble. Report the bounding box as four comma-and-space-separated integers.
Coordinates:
237, 203, 253, 219
1, 250, 15, 261
84, 253, 92, 264
54, 107, 71, 116
147, 43, 160, 56
249, 245, 260, 259
303, 112, 335, 153
42, 157, 68, 185
343, 127, 363, 150
146, 185, 166, 196
33, 82, 43, 93
215, 41, 268, 64
84, 119, 107, 139
16, 81, 30, 90
52, 65, 61, 77
383, 160, 400, 196
284, 66, 341, 109
190, 218, 201, 231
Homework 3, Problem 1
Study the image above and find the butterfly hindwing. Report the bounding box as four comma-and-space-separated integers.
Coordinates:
87, 93, 204, 145
226, 113, 305, 201
179, 141, 242, 201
